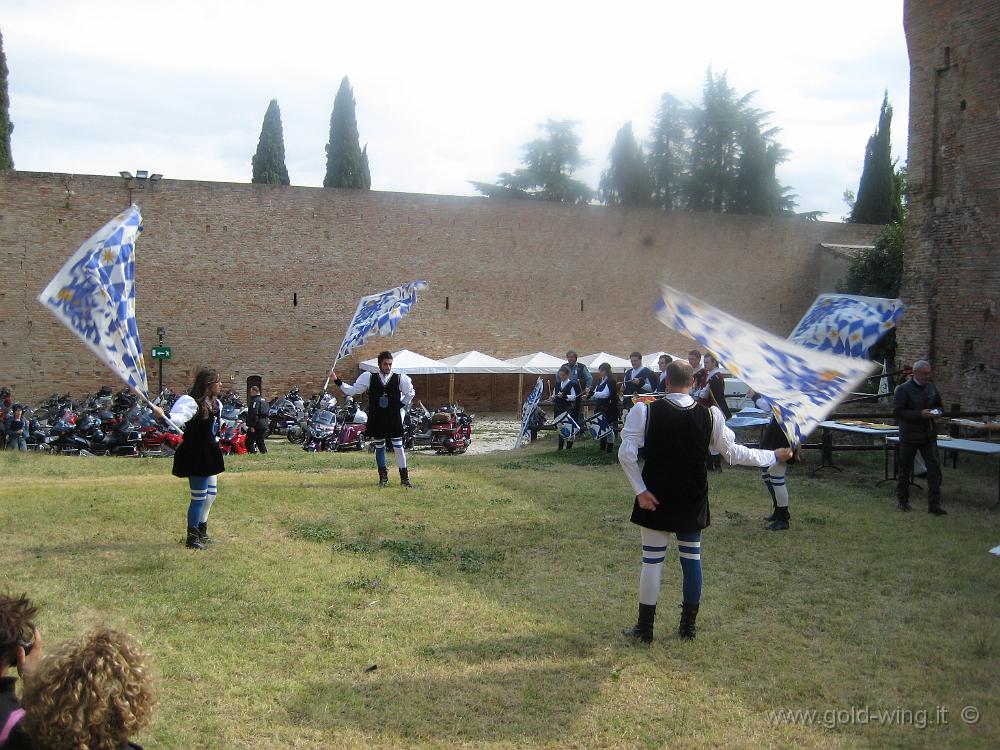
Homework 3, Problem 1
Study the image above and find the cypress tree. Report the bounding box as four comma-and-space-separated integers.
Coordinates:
850, 92, 902, 224
324, 76, 367, 189
0, 28, 13, 170
599, 122, 652, 207
251, 99, 290, 185
648, 93, 689, 210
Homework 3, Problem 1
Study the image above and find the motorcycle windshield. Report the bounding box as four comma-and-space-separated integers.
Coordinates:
311, 410, 336, 426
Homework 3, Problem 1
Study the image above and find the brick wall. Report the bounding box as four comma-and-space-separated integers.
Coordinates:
901, 0, 1000, 412
0, 172, 879, 409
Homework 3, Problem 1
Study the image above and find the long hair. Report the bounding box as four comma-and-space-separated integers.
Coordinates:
0, 591, 36, 669
21, 628, 157, 750
189, 368, 219, 419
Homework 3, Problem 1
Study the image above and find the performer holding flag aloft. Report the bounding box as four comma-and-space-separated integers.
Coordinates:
331, 352, 416, 487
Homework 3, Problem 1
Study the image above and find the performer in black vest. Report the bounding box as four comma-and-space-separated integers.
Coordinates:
589, 362, 620, 453
332, 351, 416, 487
245, 386, 270, 454
152, 368, 225, 550
694, 353, 732, 472
618, 360, 791, 641
552, 365, 581, 450
622, 351, 656, 409
748, 391, 797, 531
655, 353, 672, 392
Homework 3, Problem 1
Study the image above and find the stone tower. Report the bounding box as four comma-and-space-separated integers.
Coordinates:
900, 0, 1000, 411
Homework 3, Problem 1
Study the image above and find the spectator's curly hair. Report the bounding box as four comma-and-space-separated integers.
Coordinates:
0, 591, 37, 669
21, 628, 156, 750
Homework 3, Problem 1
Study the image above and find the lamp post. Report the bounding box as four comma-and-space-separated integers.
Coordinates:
119, 170, 163, 206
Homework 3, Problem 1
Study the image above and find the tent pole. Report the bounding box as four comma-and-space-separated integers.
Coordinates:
517, 372, 523, 414
448, 373, 455, 404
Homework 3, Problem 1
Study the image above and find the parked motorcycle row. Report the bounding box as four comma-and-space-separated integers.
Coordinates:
1, 385, 475, 456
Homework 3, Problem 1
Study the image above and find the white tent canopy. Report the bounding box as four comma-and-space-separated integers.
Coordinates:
504, 352, 565, 374
439, 350, 520, 373
642, 351, 686, 368
359, 349, 452, 375
579, 352, 631, 370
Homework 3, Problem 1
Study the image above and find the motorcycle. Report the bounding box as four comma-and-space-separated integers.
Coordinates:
218, 420, 247, 455
334, 398, 366, 451
270, 387, 306, 437
302, 408, 340, 452
405, 400, 433, 449
430, 404, 474, 454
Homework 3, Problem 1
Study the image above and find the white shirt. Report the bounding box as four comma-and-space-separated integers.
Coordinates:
168, 395, 222, 429
591, 378, 613, 400
617, 392, 777, 496
338, 370, 415, 406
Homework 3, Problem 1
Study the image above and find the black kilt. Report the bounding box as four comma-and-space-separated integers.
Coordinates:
171, 408, 225, 478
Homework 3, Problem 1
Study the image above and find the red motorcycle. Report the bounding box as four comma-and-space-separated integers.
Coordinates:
219, 421, 248, 455
430, 405, 473, 454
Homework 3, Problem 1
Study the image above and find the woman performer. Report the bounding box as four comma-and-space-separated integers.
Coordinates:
153, 368, 224, 550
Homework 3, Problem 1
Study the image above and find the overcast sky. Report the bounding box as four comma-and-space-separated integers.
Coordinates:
3, 0, 910, 221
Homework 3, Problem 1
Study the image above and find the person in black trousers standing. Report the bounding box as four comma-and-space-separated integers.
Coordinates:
893, 359, 946, 515
245, 386, 270, 454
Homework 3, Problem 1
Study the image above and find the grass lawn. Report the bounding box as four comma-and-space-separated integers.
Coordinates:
1, 436, 998, 749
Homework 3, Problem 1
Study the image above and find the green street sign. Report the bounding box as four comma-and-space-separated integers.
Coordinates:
150, 346, 172, 360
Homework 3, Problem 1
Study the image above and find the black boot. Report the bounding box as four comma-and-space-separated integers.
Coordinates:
558, 438, 565, 450
378, 467, 389, 488
766, 506, 790, 531
198, 521, 213, 544
399, 467, 412, 488
678, 601, 699, 639
185, 527, 205, 550
712, 455, 722, 473
622, 603, 656, 643
566, 440, 574, 449
764, 494, 778, 522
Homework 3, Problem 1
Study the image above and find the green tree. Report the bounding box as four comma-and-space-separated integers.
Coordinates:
850, 92, 902, 224
471, 119, 593, 204
685, 70, 799, 217
0, 28, 13, 170
251, 99, 290, 185
324, 76, 368, 189
360, 145, 371, 190
838, 221, 905, 363
648, 93, 689, 210
599, 122, 652, 207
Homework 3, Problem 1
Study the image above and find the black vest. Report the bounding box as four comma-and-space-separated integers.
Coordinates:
631, 399, 713, 532
366, 373, 404, 439
623, 367, 654, 395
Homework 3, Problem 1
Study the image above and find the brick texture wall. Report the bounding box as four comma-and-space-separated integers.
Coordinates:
0, 171, 879, 409
901, 0, 1000, 412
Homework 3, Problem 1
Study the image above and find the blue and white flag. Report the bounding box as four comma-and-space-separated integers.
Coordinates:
788, 294, 905, 358
38, 205, 149, 395
514, 377, 544, 449
654, 285, 876, 446
337, 280, 429, 361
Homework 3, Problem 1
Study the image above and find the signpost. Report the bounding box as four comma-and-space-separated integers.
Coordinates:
152, 327, 169, 394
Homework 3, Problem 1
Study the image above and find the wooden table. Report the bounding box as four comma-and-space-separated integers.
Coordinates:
816, 420, 899, 474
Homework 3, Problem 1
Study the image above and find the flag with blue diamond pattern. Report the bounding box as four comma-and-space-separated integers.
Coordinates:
788, 293, 905, 357
654, 285, 876, 446
337, 280, 429, 361
514, 377, 545, 449
38, 205, 149, 395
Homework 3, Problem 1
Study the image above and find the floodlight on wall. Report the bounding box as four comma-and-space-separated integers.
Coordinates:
150, 173, 163, 182
119, 171, 133, 179
135, 170, 148, 180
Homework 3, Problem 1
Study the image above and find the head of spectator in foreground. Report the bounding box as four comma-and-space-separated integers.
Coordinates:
629, 352, 642, 369
21, 628, 156, 750
666, 360, 695, 392
566, 350, 578, 366
911, 359, 932, 386
657, 354, 672, 372
377, 350, 394, 376
0, 591, 37, 674
687, 349, 702, 370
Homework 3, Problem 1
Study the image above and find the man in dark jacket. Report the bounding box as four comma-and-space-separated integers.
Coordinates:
893, 359, 945, 515
245, 386, 270, 454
